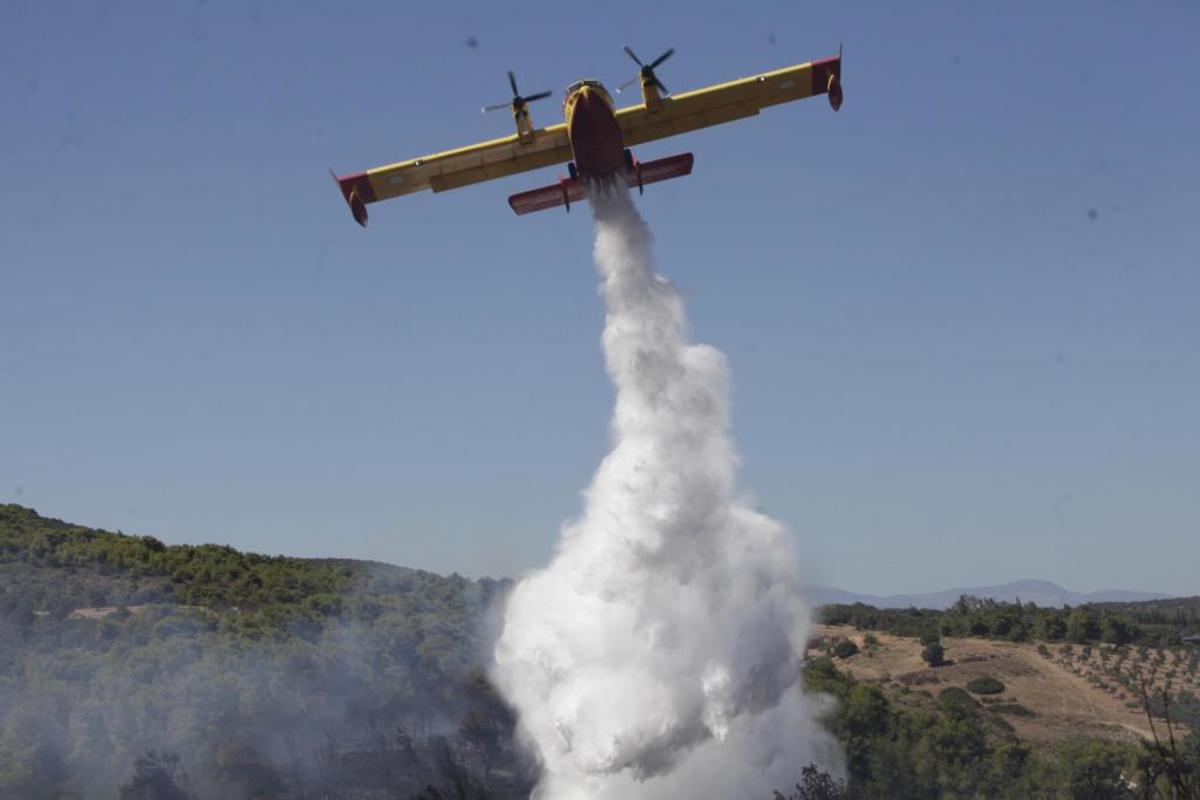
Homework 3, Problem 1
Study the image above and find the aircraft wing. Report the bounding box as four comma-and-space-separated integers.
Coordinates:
615, 54, 842, 148
333, 124, 572, 225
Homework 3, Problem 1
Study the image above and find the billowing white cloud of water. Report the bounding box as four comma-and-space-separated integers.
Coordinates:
492, 187, 837, 799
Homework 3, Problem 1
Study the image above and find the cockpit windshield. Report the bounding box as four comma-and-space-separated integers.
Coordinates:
566, 79, 604, 95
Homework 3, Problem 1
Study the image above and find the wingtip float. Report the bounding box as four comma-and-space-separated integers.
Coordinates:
330, 169, 370, 227
332, 48, 842, 228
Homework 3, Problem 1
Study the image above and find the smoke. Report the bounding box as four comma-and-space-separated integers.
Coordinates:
0, 555, 529, 799
492, 187, 837, 798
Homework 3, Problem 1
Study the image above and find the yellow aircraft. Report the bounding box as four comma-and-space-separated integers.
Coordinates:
332, 47, 842, 226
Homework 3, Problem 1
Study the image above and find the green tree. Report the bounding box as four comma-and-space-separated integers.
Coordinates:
838, 684, 892, 784
1035, 611, 1068, 641
922, 641, 946, 667
968, 615, 992, 637
774, 765, 847, 800
1101, 615, 1135, 646
1067, 607, 1102, 643
1057, 740, 1134, 800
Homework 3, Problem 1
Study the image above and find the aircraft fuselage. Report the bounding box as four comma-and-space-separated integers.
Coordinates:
563, 82, 626, 178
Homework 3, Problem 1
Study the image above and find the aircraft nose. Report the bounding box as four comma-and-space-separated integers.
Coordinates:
572, 86, 599, 122
571, 87, 601, 128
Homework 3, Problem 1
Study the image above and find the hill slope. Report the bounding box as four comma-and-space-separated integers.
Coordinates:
5, 504, 1198, 799
0, 504, 528, 799
811, 625, 1174, 745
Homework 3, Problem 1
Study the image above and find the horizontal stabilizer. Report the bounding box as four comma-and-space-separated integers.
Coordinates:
630, 152, 694, 188
508, 176, 588, 216
508, 152, 694, 215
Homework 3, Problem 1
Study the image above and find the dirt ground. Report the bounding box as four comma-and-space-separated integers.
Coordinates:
66, 605, 149, 620
809, 625, 1166, 746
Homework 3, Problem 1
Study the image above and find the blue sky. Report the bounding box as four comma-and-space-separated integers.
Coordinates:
2, 1, 1197, 596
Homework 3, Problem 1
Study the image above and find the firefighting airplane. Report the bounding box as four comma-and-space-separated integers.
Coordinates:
332, 47, 842, 226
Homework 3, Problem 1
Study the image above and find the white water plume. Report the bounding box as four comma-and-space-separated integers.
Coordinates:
492, 187, 836, 799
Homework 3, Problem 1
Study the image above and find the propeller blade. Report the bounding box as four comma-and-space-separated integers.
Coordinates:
523, 90, 552, 103
622, 45, 644, 66
654, 78, 670, 96
650, 48, 674, 69
617, 76, 639, 94
508, 70, 519, 97
482, 102, 510, 113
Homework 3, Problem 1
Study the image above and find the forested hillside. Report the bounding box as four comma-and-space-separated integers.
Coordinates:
794, 652, 1200, 800
821, 592, 1200, 647
0, 504, 529, 799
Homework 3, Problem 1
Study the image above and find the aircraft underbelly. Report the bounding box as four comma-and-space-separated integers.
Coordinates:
568, 93, 625, 177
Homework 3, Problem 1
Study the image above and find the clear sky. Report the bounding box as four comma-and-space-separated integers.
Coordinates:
3, 1, 1197, 597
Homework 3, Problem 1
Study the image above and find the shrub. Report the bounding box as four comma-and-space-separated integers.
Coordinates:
833, 638, 859, 659
966, 676, 1006, 695
922, 641, 946, 667
938, 686, 979, 711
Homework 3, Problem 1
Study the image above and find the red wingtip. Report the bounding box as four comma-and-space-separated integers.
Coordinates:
330, 169, 370, 227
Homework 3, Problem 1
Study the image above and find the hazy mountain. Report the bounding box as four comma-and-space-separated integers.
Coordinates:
812, 578, 1172, 610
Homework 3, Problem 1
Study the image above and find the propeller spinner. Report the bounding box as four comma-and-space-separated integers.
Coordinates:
482, 71, 552, 114
618, 46, 674, 95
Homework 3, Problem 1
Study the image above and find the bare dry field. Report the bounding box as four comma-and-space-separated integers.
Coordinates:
808, 624, 1186, 746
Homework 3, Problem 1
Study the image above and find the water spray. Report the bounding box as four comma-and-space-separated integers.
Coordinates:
493, 186, 836, 798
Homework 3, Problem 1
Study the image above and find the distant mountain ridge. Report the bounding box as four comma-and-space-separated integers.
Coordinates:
812, 578, 1172, 610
